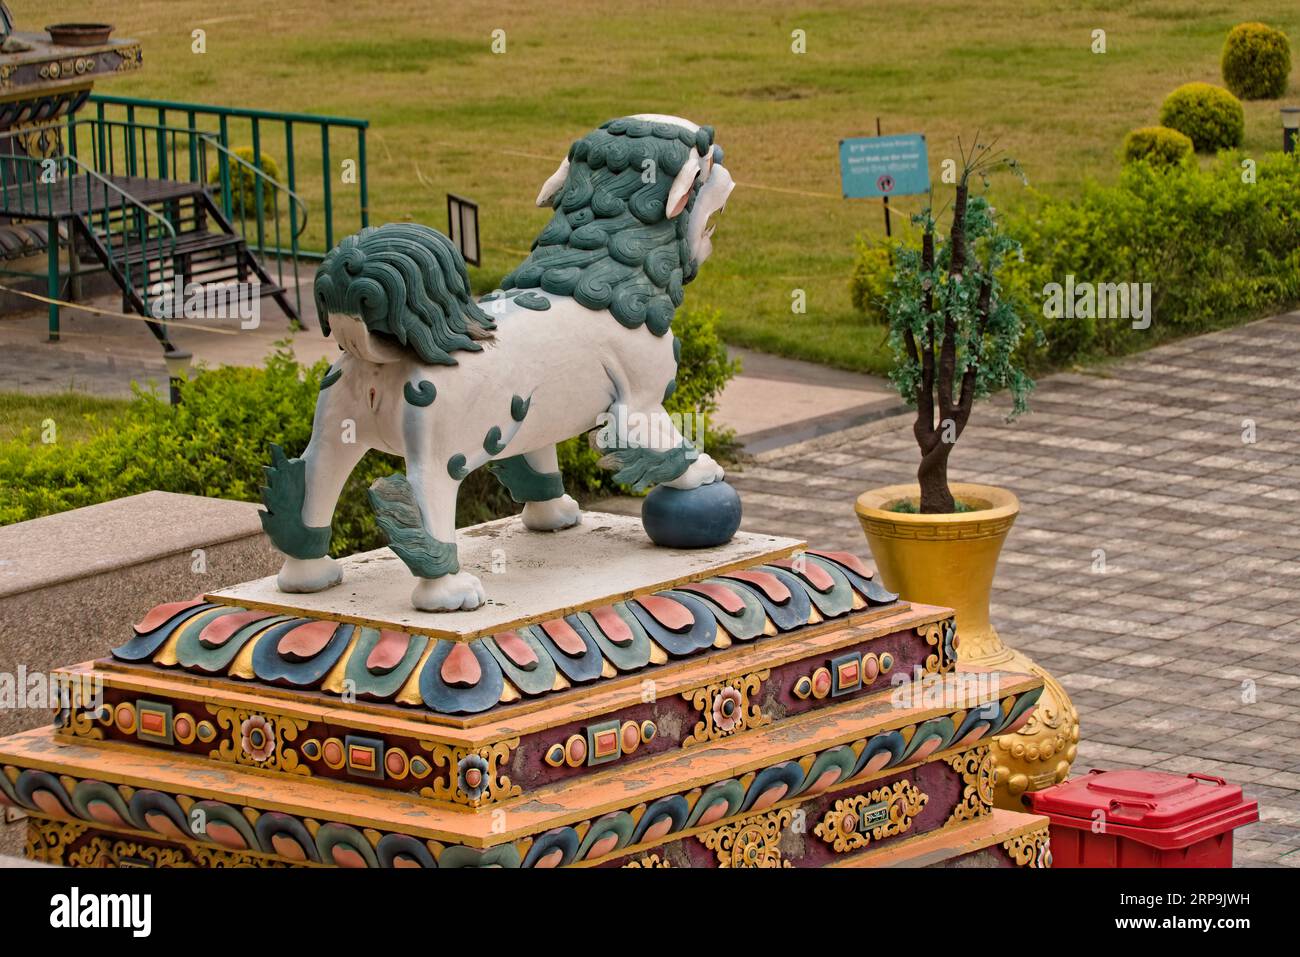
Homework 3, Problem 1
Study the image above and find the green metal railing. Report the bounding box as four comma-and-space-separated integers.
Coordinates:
63, 116, 311, 316
0, 150, 176, 337
86, 93, 369, 257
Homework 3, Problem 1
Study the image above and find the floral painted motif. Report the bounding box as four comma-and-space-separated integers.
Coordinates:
681, 671, 769, 747
457, 754, 490, 802
712, 686, 744, 733
4, 682, 1037, 869
239, 715, 276, 763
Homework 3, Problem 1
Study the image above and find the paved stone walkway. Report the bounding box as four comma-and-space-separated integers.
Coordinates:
726, 312, 1300, 868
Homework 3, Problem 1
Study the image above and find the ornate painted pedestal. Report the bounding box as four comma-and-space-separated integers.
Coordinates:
0, 513, 1050, 869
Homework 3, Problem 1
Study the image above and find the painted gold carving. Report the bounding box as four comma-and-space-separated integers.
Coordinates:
699, 807, 792, 868
68, 836, 191, 868
945, 745, 994, 824
991, 668, 1079, 803
814, 780, 928, 853
188, 846, 297, 868
919, 619, 957, 674
25, 817, 88, 866
58, 683, 104, 741
207, 705, 310, 775
38, 58, 97, 80
623, 853, 671, 868
419, 738, 521, 808
114, 44, 144, 72
61, 706, 103, 740
1002, 824, 1052, 868
681, 670, 769, 747
10, 120, 63, 159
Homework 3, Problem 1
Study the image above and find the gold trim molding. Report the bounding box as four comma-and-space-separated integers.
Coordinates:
699, 807, 792, 868
418, 738, 521, 808
944, 745, 994, 825
814, 779, 928, 853
1002, 824, 1052, 867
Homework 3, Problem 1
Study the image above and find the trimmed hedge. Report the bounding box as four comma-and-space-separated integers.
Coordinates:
0, 308, 739, 551
1122, 126, 1195, 168
1009, 152, 1300, 366
1159, 83, 1245, 152
1222, 22, 1292, 100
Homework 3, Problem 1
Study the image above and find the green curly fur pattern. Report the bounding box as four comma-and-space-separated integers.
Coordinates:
489, 455, 565, 503
259, 443, 332, 559
502, 117, 716, 336
367, 473, 460, 578
597, 445, 692, 492
314, 223, 495, 366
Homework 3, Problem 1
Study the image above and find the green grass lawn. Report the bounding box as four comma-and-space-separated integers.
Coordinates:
0, 393, 129, 445
33, 0, 1300, 373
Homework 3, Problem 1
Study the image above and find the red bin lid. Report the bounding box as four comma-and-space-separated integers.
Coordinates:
1026, 770, 1246, 831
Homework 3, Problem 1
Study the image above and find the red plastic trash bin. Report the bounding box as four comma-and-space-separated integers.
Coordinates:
1024, 769, 1258, 868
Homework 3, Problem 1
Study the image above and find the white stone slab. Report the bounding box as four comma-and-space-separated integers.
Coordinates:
207, 512, 803, 640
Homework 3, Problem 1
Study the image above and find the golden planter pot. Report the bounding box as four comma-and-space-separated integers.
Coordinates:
854, 483, 1079, 808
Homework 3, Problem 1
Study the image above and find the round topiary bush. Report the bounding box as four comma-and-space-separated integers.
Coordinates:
1221, 22, 1292, 100
1122, 126, 1195, 168
207, 147, 282, 218
1158, 83, 1245, 152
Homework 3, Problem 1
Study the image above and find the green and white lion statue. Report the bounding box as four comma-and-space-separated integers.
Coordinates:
259, 114, 735, 611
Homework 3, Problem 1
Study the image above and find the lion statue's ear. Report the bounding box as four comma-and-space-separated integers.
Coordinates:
665, 151, 702, 219
536, 157, 571, 207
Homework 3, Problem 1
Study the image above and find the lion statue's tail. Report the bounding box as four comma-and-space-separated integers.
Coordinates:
313, 223, 495, 365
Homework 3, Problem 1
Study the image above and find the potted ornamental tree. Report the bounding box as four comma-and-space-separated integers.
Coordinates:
853, 140, 1078, 807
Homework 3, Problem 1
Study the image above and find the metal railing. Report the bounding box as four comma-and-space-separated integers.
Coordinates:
62, 117, 310, 315
85, 93, 369, 257
0, 150, 176, 334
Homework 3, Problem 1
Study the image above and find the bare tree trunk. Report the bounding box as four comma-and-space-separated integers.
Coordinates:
906, 144, 1009, 514
949, 182, 969, 277
918, 440, 955, 512
913, 177, 979, 514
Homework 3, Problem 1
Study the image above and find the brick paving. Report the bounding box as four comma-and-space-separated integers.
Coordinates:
727, 312, 1300, 867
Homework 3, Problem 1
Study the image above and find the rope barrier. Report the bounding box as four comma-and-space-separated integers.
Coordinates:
0, 283, 242, 336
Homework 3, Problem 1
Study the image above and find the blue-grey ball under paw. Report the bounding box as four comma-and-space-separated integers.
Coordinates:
642, 480, 742, 548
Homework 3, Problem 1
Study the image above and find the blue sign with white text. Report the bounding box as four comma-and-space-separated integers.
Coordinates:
839, 134, 930, 199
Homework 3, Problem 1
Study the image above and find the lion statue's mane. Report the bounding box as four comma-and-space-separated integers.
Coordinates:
313, 222, 496, 366
501, 117, 717, 336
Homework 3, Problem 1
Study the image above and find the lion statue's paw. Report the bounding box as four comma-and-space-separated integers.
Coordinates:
522, 494, 582, 531
663, 453, 725, 491
277, 556, 343, 593
411, 571, 486, 612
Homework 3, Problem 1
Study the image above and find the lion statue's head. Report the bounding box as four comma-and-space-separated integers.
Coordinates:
502, 114, 734, 336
